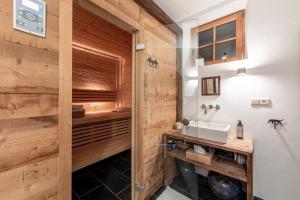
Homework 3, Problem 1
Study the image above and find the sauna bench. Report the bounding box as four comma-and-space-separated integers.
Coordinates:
72, 111, 131, 172
163, 130, 253, 200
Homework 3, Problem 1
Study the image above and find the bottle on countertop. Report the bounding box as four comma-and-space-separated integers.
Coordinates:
237, 120, 244, 139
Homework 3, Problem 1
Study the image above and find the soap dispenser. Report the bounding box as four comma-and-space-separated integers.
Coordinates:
237, 120, 244, 139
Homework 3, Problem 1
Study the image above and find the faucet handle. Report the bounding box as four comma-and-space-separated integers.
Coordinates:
207, 105, 213, 109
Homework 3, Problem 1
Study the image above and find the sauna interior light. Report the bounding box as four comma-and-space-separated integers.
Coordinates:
237, 68, 247, 76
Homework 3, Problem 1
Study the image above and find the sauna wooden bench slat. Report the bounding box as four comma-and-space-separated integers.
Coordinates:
72, 111, 131, 126
72, 111, 132, 172
164, 130, 254, 200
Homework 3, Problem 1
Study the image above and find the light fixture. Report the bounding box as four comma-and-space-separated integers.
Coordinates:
237, 67, 247, 76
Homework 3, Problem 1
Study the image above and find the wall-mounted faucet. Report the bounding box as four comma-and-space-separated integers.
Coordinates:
201, 104, 221, 114
200, 104, 207, 114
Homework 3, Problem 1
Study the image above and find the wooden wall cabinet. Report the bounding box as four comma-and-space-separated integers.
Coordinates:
192, 10, 245, 65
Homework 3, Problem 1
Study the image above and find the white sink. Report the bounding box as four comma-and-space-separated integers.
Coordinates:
183, 121, 231, 143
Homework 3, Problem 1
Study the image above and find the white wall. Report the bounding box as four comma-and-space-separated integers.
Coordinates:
182, 0, 300, 199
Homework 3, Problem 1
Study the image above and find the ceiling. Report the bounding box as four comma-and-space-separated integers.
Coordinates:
153, 0, 248, 22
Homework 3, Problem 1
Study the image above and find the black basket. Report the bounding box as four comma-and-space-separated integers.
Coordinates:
208, 171, 242, 200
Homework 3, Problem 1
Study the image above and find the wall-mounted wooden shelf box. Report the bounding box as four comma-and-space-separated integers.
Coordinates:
185, 149, 213, 166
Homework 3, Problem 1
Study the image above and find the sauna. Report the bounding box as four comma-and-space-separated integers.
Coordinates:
71, 3, 133, 171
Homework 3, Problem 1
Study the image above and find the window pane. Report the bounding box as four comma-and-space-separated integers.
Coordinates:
216, 21, 236, 42
198, 28, 213, 46
215, 40, 236, 60
198, 45, 213, 62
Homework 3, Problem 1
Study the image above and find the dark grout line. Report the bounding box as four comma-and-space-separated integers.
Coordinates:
116, 184, 131, 196
88, 169, 122, 200
72, 189, 81, 200
102, 184, 121, 200
79, 185, 102, 198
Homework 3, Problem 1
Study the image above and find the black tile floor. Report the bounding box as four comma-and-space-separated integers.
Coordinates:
72, 150, 131, 200
73, 151, 253, 200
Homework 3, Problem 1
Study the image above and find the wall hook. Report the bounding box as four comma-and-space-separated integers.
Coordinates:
267, 119, 284, 130
147, 56, 159, 69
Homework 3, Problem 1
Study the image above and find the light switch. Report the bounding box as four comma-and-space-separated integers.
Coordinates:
260, 98, 271, 105
251, 98, 260, 105
251, 98, 271, 106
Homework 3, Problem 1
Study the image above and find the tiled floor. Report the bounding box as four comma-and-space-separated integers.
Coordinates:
156, 187, 190, 200
73, 151, 251, 200
72, 150, 131, 200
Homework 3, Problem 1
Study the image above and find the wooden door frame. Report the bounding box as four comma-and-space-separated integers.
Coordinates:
59, 0, 73, 199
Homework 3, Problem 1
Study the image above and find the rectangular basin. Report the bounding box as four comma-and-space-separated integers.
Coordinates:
183, 121, 231, 143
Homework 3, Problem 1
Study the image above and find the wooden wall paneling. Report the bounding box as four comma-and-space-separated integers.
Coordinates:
0, 157, 59, 200
139, 13, 177, 197
86, 0, 143, 30
72, 48, 118, 91
59, 0, 73, 199
0, 94, 58, 120
0, 40, 59, 94
0, 116, 58, 173
0, 0, 62, 199
0, 0, 59, 52
73, 4, 132, 109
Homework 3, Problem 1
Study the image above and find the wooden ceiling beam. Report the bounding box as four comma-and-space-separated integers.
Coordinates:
132, 0, 183, 36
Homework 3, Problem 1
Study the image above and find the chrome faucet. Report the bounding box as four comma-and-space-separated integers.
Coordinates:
201, 104, 207, 114
201, 104, 221, 114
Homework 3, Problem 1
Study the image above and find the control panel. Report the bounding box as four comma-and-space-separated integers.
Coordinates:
13, 0, 46, 37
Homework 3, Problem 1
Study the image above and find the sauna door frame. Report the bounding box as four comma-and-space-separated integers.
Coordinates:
59, 1, 141, 199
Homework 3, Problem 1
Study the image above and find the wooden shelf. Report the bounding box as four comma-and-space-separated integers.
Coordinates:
167, 149, 247, 182
165, 130, 253, 155
72, 111, 131, 126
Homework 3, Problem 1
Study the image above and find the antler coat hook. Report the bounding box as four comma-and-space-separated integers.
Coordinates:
267, 119, 284, 130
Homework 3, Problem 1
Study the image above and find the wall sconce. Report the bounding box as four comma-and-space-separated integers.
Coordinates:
237, 68, 247, 76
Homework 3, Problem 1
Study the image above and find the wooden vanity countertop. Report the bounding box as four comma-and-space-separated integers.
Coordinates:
165, 130, 253, 155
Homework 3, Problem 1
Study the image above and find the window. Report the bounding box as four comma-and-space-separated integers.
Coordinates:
192, 10, 245, 65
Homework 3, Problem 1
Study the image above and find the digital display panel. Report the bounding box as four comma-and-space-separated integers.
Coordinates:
22, 0, 39, 12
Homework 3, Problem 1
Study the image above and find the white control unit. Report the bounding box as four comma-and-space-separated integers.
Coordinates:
13, 0, 46, 37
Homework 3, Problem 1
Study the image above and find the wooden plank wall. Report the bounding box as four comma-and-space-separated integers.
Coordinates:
73, 4, 133, 109
0, 0, 61, 199
86, 0, 177, 198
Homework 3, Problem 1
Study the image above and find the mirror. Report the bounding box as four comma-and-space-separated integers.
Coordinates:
201, 76, 221, 96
